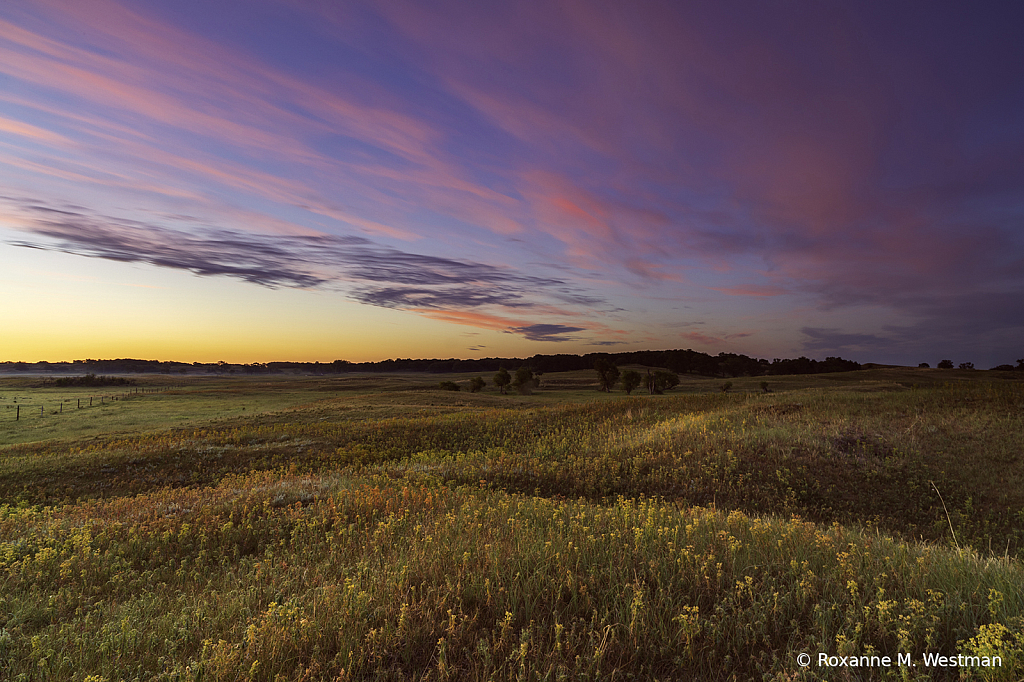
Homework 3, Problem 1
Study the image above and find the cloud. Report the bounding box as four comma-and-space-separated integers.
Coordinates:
711, 284, 788, 298
509, 324, 585, 342
680, 331, 723, 347
371, 0, 1024, 354
0, 2, 531, 248
800, 328, 892, 354
3, 196, 611, 341
351, 286, 529, 309
801, 288, 1024, 366
3, 198, 556, 290
3, 1, 1023, 362
408, 310, 594, 342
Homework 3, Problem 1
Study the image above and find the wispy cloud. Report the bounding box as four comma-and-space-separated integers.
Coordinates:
509, 324, 585, 343
681, 331, 724, 347
800, 328, 889, 354
3, 197, 609, 342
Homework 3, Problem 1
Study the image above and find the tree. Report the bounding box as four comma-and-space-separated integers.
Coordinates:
937, 359, 954, 369
1017, 358, 1024, 370
645, 369, 679, 394
658, 370, 680, 392
512, 366, 535, 395
493, 368, 511, 394
918, 362, 930, 368
958, 362, 975, 370
594, 358, 620, 392
621, 370, 642, 395
721, 381, 733, 393
468, 376, 486, 393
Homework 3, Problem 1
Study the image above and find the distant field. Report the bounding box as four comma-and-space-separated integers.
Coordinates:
1, 367, 1022, 680
0, 374, 461, 447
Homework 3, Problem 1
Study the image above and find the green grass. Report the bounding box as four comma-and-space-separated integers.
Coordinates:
1, 368, 1022, 680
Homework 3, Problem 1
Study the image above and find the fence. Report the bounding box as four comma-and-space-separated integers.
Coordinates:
4, 384, 189, 422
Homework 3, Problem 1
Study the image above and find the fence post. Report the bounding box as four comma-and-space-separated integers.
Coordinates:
16, 405, 18, 421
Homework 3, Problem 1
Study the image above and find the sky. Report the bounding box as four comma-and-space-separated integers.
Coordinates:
1, 0, 1022, 366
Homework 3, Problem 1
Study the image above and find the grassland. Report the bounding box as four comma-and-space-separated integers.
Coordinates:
0, 368, 1022, 680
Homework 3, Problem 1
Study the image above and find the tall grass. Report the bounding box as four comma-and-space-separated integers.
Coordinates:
1, 379, 1022, 679
2, 473, 1022, 680
5, 384, 1021, 556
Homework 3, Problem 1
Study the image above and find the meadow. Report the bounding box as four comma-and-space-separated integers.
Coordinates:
0, 367, 1022, 680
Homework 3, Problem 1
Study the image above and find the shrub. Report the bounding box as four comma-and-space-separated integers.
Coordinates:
468, 377, 486, 393
938, 360, 954, 369
438, 381, 460, 391
721, 381, 732, 393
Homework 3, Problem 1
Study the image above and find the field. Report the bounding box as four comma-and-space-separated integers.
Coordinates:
1, 368, 1022, 680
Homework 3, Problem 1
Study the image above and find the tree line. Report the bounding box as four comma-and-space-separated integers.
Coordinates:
1, 351, 865, 378
337, 350, 864, 378
16, 352, 1024, 378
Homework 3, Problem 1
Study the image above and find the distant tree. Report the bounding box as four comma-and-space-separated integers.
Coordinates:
438, 381, 460, 391
621, 370, 643, 395
1017, 358, 1024, 370
468, 376, 486, 393
659, 370, 680, 392
958, 362, 975, 370
493, 368, 511, 394
645, 370, 679, 395
594, 358, 620, 392
918, 362, 930, 368
51, 373, 135, 388
937, 359, 954, 369
991, 365, 1015, 371
512, 366, 535, 395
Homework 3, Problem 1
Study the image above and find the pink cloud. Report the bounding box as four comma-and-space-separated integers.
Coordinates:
1, 3, 531, 245
710, 284, 788, 298
412, 308, 527, 332
680, 331, 723, 347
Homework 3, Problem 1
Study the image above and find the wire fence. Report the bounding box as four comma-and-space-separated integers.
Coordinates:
2, 384, 189, 422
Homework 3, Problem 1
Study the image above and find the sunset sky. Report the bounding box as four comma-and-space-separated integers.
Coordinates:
2, 0, 1022, 366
